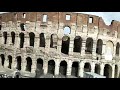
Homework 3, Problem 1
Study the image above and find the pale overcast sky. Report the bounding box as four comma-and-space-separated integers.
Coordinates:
0, 12, 120, 25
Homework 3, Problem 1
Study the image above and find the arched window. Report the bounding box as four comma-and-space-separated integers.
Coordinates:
73, 36, 82, 53
29, 32, 35, 47
19, 33, 24, 48
104, 64, 112, 78
116, 42, 119, 56
3, 32, 7, 44
50, 34, 58, 49
16, 56, 22, 70
96, 39, 103, 55
64, 26, 71, 35
26, 57, 32, 72
11, 32, 15, 45
84, 63, 91, 72
48, 60, 55, 75
39, 33, 45, 47
20, 23, 25, 31
85, 38, 93, 54
59, 61, 67, 76
61, 36, 70, 54
71, 62, 79, 77
8, 55, 12, 69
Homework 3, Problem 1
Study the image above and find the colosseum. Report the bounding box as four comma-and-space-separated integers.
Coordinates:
0, 12, 120, 78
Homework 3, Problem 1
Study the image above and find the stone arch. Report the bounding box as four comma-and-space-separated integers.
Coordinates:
116, 42, 119, 56
26, 57, 32, 72
39, 33, 45, 47
95, 64, 100, 74
61, 36, 70, 55
114, 65, 118, 78
19, 33, 24, 48
84, 62, 91, 72
105, 41, 114, 60
20, 23, 25, 31
64, 26, 71, 35
85, 38, 93, 54
0, 54, 5, 66
96, 39, 103, 55
104, 64, 112, 78
3, 32, 7, 44
48, 60, 55, 75
8, 55, 12, 69
50, 34, 58, 49
73, 36, 82, 53
59, 60, 67, 76
36, 58, 43, 73
29, 32, 35, 47
11, 32, 15, 45
16, 56, 22, 70
71, 61, 79, 77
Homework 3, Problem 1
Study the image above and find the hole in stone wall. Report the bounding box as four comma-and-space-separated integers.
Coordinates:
26, 57, 32, 72
71, 62, 79, 77
104, 64, 112, 78
59, 61, 67, 76
64, 26, 71, 35
29, 32, 35, 47
96, 39, 103, 55
3, 32, 7, 44
8, 55, 12, 69
11, 32, 15, 45
19, 33, 24, 48
61, 36, 70, 55
85, 38, 93, 54
40, 33, 45, 47
20, 23, 25, 31
42, 14, 48, 22
66, 14, 71, 20
89, 17, 93, 23
48, 60, 55, 75
50, 34, 58, 49
0, 54, 5, 66
16, 56, 21, 70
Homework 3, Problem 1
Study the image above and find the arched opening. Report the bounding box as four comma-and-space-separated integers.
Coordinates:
19, 33, 24, 48
26, 57, 32, 72
29, 32, 35, 47
104, 64, 112, 78
48, 60, 55, 75
84, 63, 91, 72
114, 65, 118, 78
61, 36, 70, 55
3, 32, 7, 44
16, 56, 21, 70
95, 64, 100, 74
59, 61, 67, 76
8, 55, 12, 69
73, 36, 82, 53
85, 38, 93, 54
96, 39, 103, 55
105, 41, 114, 60
116, 42, 119, 56
50, 34, 58, 49
39, 33, 45, 47
64, 26, 71, 34
36, 58, 43, 73
71, 62, 79, 77
11, 32, 15, 45
0, 54, 5, 66
20, 23, 25, 31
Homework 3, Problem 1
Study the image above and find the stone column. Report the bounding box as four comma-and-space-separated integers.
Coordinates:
24, 34, 29, 48
15, 33, 20, 48
66, 60, 72, 76
12, 56, 16, 70
91, 62, 95, 73
113, 45, 116, 58
81, 38, 86, 56
78, 61, 84, 78
102, 41, 106, 59
69, 37, 74, 56
100, 63, 104, 76
55, 60, 60, 75
112, 65, 115, 78
92, 40, 97, 59
31, 60, 37, 73
21, 56, 26, 71
7, 33, 11, 45
57, 38, 62, 54
4, 55, 9, 68
43, 59, 48, 75
34, 36, 39, 48
45, 34, 50, 53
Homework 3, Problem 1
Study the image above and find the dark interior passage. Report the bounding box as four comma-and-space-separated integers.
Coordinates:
19, 33, 24, 48
59, 61, 67, 76
26, 57, 32, 72
71, 62, 79, 77
29, 32, 35, 47
16, 56, 21, 70
11, 32, 15, 45
48, 60, 55, 75
40, 33, 45, 47
8, 55, 12, 69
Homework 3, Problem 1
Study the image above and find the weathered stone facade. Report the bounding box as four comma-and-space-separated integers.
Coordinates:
0, 12, 120, 78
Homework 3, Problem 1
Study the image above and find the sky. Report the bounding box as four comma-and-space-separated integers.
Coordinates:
0, 12, 120, 25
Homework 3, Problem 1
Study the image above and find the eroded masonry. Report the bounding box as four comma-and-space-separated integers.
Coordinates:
0, 12, 120, 78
